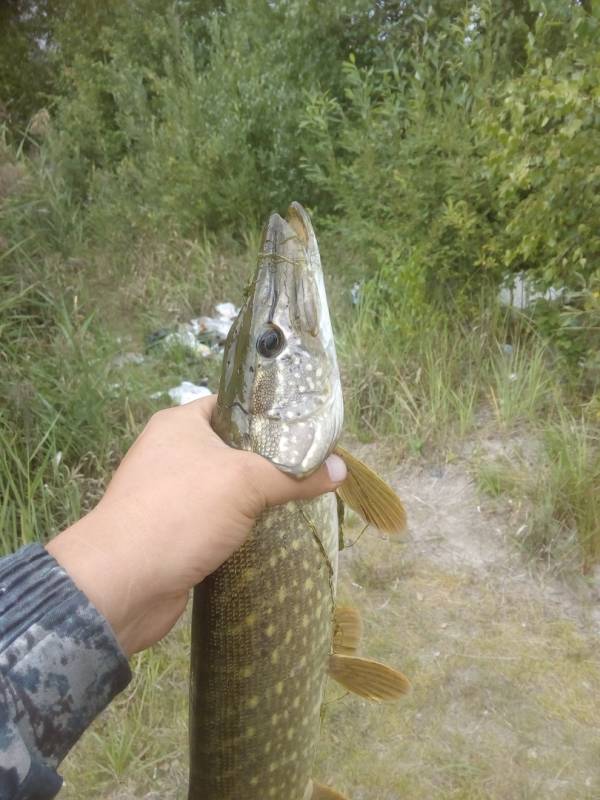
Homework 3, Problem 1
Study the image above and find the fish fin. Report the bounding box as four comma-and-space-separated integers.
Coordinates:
333, 606, 363, 655
311, 781, 350, 800
334, 446, 407, 534
328, 654, 410, 701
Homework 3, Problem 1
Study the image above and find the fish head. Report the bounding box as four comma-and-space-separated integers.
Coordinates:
213, 202, 343, 477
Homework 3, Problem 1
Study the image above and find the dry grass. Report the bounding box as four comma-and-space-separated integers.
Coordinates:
59, 455, 600, 800
474, 417, 600, 570
319, 548, 600, 799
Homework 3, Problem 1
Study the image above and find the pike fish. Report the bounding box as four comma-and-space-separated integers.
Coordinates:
188, 202, 408, 800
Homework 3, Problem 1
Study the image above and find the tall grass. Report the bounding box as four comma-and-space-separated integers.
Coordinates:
475, 413, 600, 570
336, 282, 600, 567
0, 262, 143, 552
545, 416, 600, 560
488, 339, 554, 426
336, 291, 558, 452
0, 207, 253, 556
2, 210, 599, 568
336, 296, 480, 450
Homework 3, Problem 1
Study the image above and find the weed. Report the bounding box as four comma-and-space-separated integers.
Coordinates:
538, 415, 600, 568
488, 339, 553, 427
474, 414, 600, 569
475, 459, 517, 498
334, 290, 560, 454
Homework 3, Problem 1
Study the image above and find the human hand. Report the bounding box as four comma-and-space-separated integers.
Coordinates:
46, 396, 347, 656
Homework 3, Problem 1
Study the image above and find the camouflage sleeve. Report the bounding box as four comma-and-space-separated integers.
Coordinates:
0, 543, 132, 799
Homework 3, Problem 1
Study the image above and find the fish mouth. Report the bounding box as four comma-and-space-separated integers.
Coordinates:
257, 205, 330, 345
262, 203, 313, 258
260, 212, 305, 266
219, 394, 330, 423
258, 211, 316, 335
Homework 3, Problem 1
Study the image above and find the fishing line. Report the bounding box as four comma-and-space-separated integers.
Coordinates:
344, 523, 369, 549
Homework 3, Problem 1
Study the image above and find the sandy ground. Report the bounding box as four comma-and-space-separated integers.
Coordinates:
315, 443, 600, 799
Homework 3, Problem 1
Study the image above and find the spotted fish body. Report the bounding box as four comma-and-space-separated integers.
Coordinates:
189, 494, 338, 798
188, 203, 407, 800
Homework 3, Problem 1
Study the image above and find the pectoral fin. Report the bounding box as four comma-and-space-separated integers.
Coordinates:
334, 446, 407, 534
329, 654, 410, 701
311, 781, 350, 799
333, 606, 363, 655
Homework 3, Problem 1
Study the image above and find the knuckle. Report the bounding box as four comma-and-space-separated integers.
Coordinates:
236, 453, 267, 505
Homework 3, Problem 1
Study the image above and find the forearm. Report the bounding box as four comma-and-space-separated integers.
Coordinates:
0, 544, 131, 800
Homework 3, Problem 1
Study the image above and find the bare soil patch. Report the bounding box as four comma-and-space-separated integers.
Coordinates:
316, 442, 600, 799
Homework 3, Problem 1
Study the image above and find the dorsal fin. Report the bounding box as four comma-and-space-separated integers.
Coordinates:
334, 446, 407, 534
329, 654, 410, 701
333, 606, 362, 655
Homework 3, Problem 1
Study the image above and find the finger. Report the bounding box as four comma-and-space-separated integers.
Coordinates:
178, 395, 225, 444
183, 394, 218, 420
253, 453, 347, 508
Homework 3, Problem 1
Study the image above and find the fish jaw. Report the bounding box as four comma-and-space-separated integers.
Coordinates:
213, 203, 343, 477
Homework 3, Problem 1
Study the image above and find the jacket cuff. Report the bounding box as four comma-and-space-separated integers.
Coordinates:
0, 543, 132, 768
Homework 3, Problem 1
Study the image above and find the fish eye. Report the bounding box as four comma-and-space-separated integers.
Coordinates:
257, 324, 285, 358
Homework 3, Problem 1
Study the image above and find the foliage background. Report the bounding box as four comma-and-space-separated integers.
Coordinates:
1, 2, 600, 798
2, 0, 599, 554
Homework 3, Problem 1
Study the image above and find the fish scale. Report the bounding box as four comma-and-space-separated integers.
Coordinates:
189, 495, 338, 799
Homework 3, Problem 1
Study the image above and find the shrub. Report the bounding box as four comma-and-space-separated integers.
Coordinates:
480, 6, 600, 290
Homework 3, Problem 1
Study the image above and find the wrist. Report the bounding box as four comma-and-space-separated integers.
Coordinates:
46, 508, 142, 656
46, 505, 191, 655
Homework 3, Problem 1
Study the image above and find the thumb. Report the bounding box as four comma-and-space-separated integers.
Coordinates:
252, 453, 347, 508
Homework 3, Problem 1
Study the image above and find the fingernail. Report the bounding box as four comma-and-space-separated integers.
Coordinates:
325, 453, 347, 483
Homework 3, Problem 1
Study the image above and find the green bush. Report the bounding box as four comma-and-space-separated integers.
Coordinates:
39, 0, 380, 242
481, 7, 600, 290
6, 1, 597, 305
299, 18, 506, 311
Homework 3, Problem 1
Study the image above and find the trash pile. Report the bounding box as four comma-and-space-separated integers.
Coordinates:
147, 301, 239, 359
193, 301, 238, 343
112, 302, 239, 406
498, 273, 564, 310
161, 381, 213, 405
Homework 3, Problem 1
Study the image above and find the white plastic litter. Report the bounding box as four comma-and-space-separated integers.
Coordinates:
145, 301, 239, 358
164, 328, 212, 357
191, 316, 233, 343
214, 301, 238, 320
190, 300, 239, 344
499, 273, 565, 309
144, 301, 240, 405
153, 381, 212, 405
